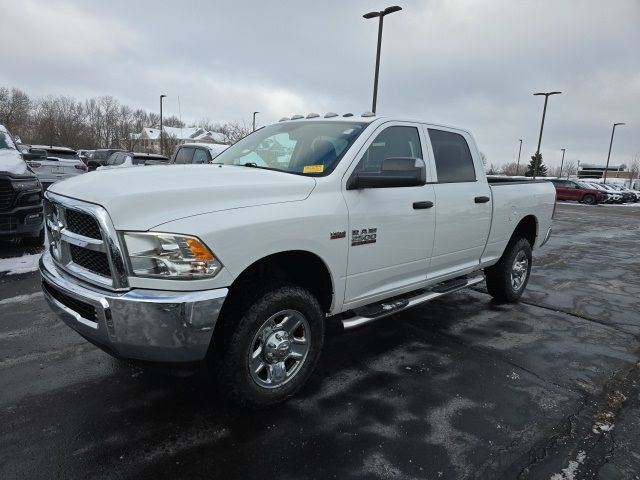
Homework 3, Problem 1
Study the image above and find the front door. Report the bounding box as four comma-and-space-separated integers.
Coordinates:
342, 123, 436, 307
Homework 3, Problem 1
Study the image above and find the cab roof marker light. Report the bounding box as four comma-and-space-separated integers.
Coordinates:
279, 117, 290, 122
343, 113, 354, 117
362, 111, 376, 117
306, 113, 320, 119
290, 114, 304, 120
324, 112, 338, 118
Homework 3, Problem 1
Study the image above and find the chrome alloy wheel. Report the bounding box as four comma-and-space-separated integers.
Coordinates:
511, 250, 529, 291
248, 309, 311, 389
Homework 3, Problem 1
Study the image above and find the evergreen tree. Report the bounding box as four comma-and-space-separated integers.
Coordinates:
525, 153, 548, 177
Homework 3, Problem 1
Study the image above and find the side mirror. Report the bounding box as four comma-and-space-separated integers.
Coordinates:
22, 149, 47, 161
347, 157, 426, 190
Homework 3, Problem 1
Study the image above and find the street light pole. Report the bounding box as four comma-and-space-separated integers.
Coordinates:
603, 122, 625, 184
159, 94, 167, 155
252, 111, 259, 132
559, 148, 566, 178
363, 6, 402, 114
532, 91, 562, 179
516, 139, 523, 175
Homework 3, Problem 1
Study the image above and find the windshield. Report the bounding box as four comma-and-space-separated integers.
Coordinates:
212, 121, 367, 176
0, 132, 17, 150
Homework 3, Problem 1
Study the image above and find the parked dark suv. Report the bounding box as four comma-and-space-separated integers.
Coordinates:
549, 179, 606, 205
0, 125, 44, 244
87, 148, 127, 171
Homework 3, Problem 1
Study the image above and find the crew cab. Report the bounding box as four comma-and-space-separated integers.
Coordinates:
40, 114, 555, 406
0, 125, 44, 244
171, 142, 229, 164
550, 179, 607, 205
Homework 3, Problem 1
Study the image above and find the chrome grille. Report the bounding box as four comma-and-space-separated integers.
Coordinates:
0, 179, 16, 210
69, 244, 111, 277
65, 209, 102, 239
44, 192, 129, 290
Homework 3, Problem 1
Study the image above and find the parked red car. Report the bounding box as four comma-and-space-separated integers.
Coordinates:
549, 179, 606, 205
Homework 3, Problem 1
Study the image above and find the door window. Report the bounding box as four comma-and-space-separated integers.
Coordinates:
355, 126, 422, 173
192, 148, 209, 164
174, 147, 195, 164
428, 129, 476, 183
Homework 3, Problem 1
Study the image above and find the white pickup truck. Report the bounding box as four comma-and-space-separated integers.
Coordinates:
40, 114, 555, 406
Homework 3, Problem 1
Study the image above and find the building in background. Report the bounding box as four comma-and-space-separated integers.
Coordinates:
577, 164, 629, 179
131, 126, 226, 153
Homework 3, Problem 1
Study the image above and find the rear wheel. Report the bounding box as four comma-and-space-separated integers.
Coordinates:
582, 194, 596, 205
214, 284, 324, 407
485, 237, 532, 303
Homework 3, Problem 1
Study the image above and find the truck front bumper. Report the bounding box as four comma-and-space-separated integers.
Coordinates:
39, 250, 228, 363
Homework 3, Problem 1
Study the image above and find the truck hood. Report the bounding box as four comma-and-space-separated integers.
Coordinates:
49, 164, 316, 230
0, 148, 29, 175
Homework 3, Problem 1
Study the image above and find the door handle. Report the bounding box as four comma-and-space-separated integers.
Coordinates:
474, 196, 490, 204
413, 201, 434, 209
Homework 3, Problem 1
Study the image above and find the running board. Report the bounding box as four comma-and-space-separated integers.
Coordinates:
341, 274, 485, 330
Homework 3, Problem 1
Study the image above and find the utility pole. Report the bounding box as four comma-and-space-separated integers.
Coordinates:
559, 148, 566, 178
363, 6, 402, 113
160, 94, 167, 155
532, 91, 562, 179
603, 122, 625, 183
516, 139, 523, 175
252, 111, 259, 132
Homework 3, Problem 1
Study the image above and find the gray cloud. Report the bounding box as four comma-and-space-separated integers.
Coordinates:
0, 0, 638, 168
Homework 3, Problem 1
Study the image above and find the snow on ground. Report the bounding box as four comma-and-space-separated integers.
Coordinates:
0, 291, 43, 305
549, 451, 587, 480
561, 202, 640, 208
0, 253, 42, 275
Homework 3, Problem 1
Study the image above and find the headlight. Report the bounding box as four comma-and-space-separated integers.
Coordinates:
11, 179, 41, 191
123, 232, 222, 279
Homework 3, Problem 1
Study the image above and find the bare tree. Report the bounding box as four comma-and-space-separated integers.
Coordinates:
563, 160, 577, 178
0, 87, 31, 139
629, 153, 640, 187
219, 121, 252, 144
502, 162, 520, 176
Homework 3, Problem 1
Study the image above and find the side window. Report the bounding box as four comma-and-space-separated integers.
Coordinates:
192, 149, 209, 164
428, 129, 476, 183
106, 153, 119, 166
356, 126, 422, 173
174, 147, 195, 164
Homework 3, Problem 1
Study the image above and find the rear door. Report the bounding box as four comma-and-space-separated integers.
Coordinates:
425, 127, 491, 279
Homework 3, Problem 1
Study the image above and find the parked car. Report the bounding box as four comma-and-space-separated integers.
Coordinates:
0, 125, 44, 244
606, 184, 637, 203
170, 143, 229, 164
549, 179, 606, 205
24, 145, 87, 190
87, 148, 127, 171
96, 152, 169, 170
585, 182, 624, 204
77, 149, 94, 165
40, 114, 556, 406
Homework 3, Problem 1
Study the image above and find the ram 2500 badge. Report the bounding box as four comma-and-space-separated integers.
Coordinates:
40, 114, 555, 406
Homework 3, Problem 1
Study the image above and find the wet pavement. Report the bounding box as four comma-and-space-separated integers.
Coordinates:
1, 203, 639, 479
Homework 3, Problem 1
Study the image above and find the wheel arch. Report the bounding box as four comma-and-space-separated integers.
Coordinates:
512, 214, 538, 247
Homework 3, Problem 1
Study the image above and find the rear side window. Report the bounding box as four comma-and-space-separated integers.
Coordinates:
428, 129, 476, 183
356, 126, 423, 173
192, 149, 209, 164
174, 147, 195, 164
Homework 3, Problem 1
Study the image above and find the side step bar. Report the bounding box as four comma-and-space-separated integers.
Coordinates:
342, 274, 485, 330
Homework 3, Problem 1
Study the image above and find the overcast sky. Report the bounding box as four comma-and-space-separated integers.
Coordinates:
1, 0, 638, 168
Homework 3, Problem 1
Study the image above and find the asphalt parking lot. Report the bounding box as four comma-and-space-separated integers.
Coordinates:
1, 203, 639, 480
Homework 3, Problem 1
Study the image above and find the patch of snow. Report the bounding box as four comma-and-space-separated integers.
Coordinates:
0, 253, 42, 275
507, 371, 521, 380
549, 451, 587, 480
0, 148, 28, 175
0, 291, 43, 305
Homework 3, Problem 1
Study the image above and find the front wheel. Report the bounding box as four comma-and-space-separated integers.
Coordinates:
485, 237, 532, 303
215, 284, 325, 407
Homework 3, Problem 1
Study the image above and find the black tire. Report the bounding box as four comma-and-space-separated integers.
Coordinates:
22, 228, 45, 246
485, 237, 532, 303
214, 284, 324, 408
582, 194, 596, 205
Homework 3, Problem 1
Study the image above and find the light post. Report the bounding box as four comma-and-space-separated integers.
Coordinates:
363, 5, 402, 114
159, 94, 167, 155
252, 111, 259, 132
532, 91, 562, 179
603, 122, 625, 183
516, 139, 523, 175
559, 148, 566, 178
